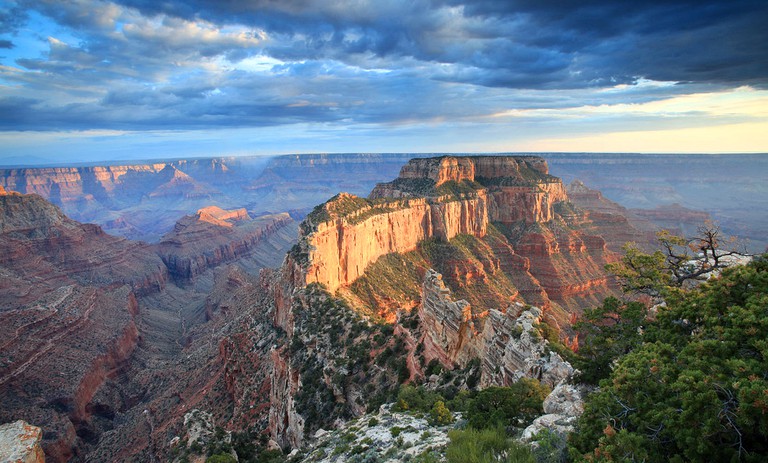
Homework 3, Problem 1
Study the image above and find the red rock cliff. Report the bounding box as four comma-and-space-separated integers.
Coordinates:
300, 156, 567, 294
302, 193, 488, 293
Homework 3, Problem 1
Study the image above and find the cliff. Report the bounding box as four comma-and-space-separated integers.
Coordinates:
419, 270, 573, 388
265, 155, 618, 450
0, 190, 169, 461
299, 193, 487, 294
289, 156, 618, 325
156, 206, 295, 281
298, 156, 568, 295
370, 156, 566, 224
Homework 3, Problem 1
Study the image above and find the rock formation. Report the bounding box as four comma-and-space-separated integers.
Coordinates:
521, 382, 588, 441
0, 189, 171, 461
419, 269, 573, 388
156, 206, 295, 281
288, 156, 620, 327
300, 193, 488, 293
264, 156, 606, 449
0, 420, 45, 463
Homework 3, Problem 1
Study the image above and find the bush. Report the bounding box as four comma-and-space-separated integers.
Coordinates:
392, 385, 444, 413
206, 454, 237, 463
531, 429, 568, 463
446, 427, 535, 463
428, 400, 454, 426
571, 255, 768, 462
466, 380, 549, 430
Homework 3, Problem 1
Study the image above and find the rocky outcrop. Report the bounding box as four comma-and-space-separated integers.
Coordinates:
393, 156, 549, 187
419, 270, 479, 367
299, 156, 573, 294
0, 421, 45, 463
263, 156, 629, 452
419, 269, 573, 388
156, 207, 295, 281
521, 382, 587, 441
370, 156, 566, 225
268, 346, 305, 450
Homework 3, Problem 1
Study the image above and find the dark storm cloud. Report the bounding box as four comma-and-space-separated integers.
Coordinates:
1, 0, 766, 133
0, 3, 27, 34
112, 0, 768, 88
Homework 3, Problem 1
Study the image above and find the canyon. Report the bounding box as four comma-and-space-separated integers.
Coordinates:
0, 153, 748, 462
264, 155, 634, 449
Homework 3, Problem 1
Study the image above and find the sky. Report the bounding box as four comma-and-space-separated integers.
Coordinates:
1, 0, 767, 165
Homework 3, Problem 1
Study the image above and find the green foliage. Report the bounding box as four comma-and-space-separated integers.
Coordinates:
447, 389, 473, 413
256, 449, 286, 463
206, 454, 237, 463
466, 380, 549, 430
571, 256, 768, 462
428, 400, 454, 426
530, 429, 568, 463
393, 384, 445, 413
574, 297, 648, 384
607, 226, 746, 298
606, 241, 670, 297
446, 427, 535, 463
434, 179, 485, 200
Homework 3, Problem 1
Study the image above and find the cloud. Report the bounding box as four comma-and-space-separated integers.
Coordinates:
111, 0, 768, 87
0, 0, 766, 140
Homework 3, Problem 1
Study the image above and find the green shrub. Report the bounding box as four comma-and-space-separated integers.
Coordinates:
466, 380, 549, 429
428, 400, 454, 426
206, 454, 237, 463
393, 384, 444, 413
446, 427, 535, 463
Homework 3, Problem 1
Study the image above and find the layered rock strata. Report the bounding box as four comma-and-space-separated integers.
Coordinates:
0, 189, 167, 461
266, 156, 619, 449
301, 193, 487, 293
370, 156, 566, 224
156, 206, 295, 281
297, 156, 572, 295
418, 269, 573, 388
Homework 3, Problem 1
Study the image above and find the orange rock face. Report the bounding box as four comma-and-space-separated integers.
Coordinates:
303, 194, 488, 293
299, 156, 614, 318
